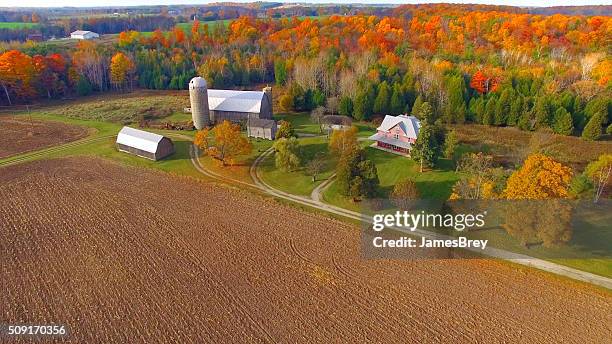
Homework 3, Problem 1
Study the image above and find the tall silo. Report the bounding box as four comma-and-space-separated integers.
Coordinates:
189, 77, 210, 129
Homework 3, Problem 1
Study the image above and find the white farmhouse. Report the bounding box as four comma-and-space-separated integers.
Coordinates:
70, 30, 100, 40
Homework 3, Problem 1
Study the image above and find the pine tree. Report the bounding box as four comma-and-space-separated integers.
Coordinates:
373, 81, 391, 114
582, 112, 604, 141
508, 96, 523, 126
552, 107, 574, 136
534, 96, 552, 128
338, 96, 353, 116
411, 102, 440, 172
353, 91, 368, 121
494, 88, 512, 126
483, 96, 496, 125
389, 83, 405, 115
411, 94, 424, 118
445, 75, 467, 124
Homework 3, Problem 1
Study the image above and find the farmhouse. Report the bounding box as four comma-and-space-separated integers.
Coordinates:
247, 118, 277, 140
116, 126, 174, 161
368, 114, 421, 156
70, 30, 99, 40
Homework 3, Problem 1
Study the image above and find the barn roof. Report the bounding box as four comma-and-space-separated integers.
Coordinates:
71, 30, 95, 35
208, 89, 266, 113
377, 114, 421, 138
116, 127, 165, 153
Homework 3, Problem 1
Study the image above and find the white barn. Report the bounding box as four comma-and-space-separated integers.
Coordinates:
70, 30, 99, 40
207, 88, 273, 123
116, 127, 174, 161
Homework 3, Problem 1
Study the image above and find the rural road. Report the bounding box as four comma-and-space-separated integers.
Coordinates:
192, 143, 612, 290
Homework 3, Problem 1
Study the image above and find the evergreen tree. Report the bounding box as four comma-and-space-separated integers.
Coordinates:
411, 94, 424, 118
469, 96, 485, 123
373, 81, 391, 114
508, 96, 523, 126
357, 160, 380, 198
483, 96, 496, 125
534, 96, 552, 128
582, 112, 604, 141
338, 96, 353, 116
390, 83, 405, 115
552, 107, 574, 135
411, 102, 441, 172
445, 75, 467, 124
274, 60, 287, 85
76, 76, 93, 96
353, 91, 369, 121
494, 88, 512, 126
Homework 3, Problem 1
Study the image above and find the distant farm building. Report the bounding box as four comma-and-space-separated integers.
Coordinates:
70, 30, 99, 40
321, 115, 352, 134
189, 77, 273, 129
368, 114, 421, 156
247, 118, 277, 140
116, 126, 174, 161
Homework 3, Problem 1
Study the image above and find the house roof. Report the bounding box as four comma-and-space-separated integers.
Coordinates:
116, 126, 166, 153
208, 89, 266, 113
71, 30, 96, 35
247, 118, 276, 128
377, 114, 420, 138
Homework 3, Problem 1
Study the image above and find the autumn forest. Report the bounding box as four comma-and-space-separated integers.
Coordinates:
0, 4, 611, 140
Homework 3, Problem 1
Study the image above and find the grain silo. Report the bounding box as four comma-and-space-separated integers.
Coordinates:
189, 77, 210, 129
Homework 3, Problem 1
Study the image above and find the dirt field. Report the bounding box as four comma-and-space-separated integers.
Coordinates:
0, 116, 88, 159
1, 157, 610, 343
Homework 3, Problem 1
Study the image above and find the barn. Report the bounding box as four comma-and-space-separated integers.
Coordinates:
247, 118, 277, 140
116, 127, 174, 161
207, 87, 273, 123
70, 30, 100, 40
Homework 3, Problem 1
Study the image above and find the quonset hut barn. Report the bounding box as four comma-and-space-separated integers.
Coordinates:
116, 126, 175, 161
189, 77, 273, 129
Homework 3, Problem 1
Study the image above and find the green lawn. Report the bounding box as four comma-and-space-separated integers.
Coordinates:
274, 112, 376, 137
259, 136, 336, 196
0, 22, 40, 30
323, 145, 460, 212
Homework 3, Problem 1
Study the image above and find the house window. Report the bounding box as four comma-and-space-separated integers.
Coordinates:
394, 134, 399, 140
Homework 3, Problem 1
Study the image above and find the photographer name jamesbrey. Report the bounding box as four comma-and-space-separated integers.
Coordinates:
372, 236, 488, 250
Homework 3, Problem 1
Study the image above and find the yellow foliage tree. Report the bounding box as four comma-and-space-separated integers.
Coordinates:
503, 154, 573, 199
110, 52, 135, 91
329, 126, 358, 156
193, 120, 252, 166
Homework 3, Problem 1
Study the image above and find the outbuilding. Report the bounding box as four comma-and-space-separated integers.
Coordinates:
247, 118, 277, 140
116, 126, 174, 161
70, 30, 99, 40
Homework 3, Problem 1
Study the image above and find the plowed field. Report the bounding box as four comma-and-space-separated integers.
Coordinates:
1, 157, 610, 343
0, 116, 88, 159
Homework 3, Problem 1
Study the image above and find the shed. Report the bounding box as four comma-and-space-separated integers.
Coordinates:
116, 126, 174, 161
247, 118, 277, 140
321, 115, 352, 133
70, 30, 99, 40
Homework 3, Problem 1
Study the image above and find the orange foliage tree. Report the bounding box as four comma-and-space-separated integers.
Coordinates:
504, 154, 573, 199
193, 120, 252, 166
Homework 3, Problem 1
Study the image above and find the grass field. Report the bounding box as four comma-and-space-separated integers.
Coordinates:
0, 22, 40, 30
259, 136, 336, 196
323, 145, 460, 212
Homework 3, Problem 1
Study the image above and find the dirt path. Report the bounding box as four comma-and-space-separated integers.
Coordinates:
243, 145, 612, 290
1, 157, 610, 343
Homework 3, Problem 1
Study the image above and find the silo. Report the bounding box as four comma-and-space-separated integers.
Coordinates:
189, 77, 210, 129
